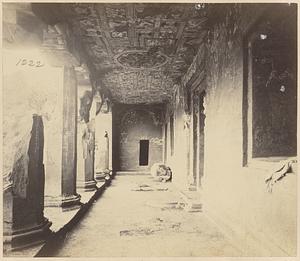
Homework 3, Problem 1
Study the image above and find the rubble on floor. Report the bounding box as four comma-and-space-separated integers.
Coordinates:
150, 163, 172, 182
131, 182, 169, 192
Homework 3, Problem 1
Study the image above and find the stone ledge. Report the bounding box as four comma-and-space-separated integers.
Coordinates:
203, 201, 292, 257
45, 194, 82, 208
77, 179, 98, 192
3, 218, 52, 253
179, 190, 202, 212
246, 157, 297, 172
116, 171, 150, 175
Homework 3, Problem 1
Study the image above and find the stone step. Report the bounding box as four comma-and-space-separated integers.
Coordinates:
116, 171, 150, 176
291, 161, 297, 174
179, 190, 202, 212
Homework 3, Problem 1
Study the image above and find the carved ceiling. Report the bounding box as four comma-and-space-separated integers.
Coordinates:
37, 3, 209, 104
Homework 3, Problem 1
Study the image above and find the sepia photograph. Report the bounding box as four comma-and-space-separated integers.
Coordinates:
1, 1, 298, 258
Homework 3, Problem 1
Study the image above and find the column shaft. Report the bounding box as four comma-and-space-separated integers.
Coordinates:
61, 66, 81, 206
44, 66, 81, 207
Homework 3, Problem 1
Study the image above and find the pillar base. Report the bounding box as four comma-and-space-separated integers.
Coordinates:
3, 218, 52, 252
95, 171, 108, 181
77, 179, 97, 192
188, 184, 197, 191
44, 194, 81, 208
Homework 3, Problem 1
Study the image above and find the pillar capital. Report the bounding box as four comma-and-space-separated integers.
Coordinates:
40, 25, 81, 68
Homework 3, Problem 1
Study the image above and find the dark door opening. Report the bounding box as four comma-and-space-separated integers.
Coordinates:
198, 91, 206, 187
164, 124, 168, 163
192, 91, 199, 189
139, 140, 149, 166
192, 90, 206, 189
170, 114, 174, 156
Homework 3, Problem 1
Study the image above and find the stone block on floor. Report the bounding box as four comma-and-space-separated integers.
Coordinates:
179, 190, 202, 212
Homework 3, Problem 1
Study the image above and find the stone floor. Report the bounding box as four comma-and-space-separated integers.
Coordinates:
51, 174, 241, 257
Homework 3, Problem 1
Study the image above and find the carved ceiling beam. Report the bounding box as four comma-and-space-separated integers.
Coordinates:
126, 4, 134, 46
189, 70, 206, 92
174, 6, 190, 55
182, 41, 207, 89
182, 55, 197, 87
93, 4, 114, 57
159, 5, 191, 98
153, 15, 162, 38
41, 3, 213, 104
139, 35, 146, 48
127, 4, 138, 47
159, 70, 175, 97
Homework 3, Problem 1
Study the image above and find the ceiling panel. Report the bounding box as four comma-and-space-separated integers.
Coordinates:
65, 3, 208, 103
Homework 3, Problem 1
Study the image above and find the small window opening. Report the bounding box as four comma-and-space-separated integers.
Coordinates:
139, 140, 149, 166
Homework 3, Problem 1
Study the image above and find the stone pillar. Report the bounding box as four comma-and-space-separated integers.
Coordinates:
184, 113, 192, 190
95, 105, 112, 180
76, 84, 97, 191
3, 115, 52, 251
61, 66, 81, 204
44, 66, 81, 207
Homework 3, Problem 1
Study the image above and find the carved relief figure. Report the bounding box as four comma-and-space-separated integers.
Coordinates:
79, 90, 93, 123
82, 124, 94, 160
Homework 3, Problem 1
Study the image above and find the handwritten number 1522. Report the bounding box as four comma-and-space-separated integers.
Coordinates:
16, 59, 44, 67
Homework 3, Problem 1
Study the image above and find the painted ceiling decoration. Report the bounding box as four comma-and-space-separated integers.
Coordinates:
115, 50, 169, 70
32, 3, 209, 104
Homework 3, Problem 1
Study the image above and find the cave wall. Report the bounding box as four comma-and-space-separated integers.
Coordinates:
2, 5, 64, 192
2, 4, 65, 237
167, 3, 297, 256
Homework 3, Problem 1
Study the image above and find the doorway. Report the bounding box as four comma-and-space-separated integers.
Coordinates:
192, 90, 206, 189
164, 123, 168, 162
192, 92, 199, 189
198, 91, 205, 188
139, 140, 149, 166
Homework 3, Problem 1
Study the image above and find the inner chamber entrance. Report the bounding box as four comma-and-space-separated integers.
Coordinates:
139, 140, 149, 166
